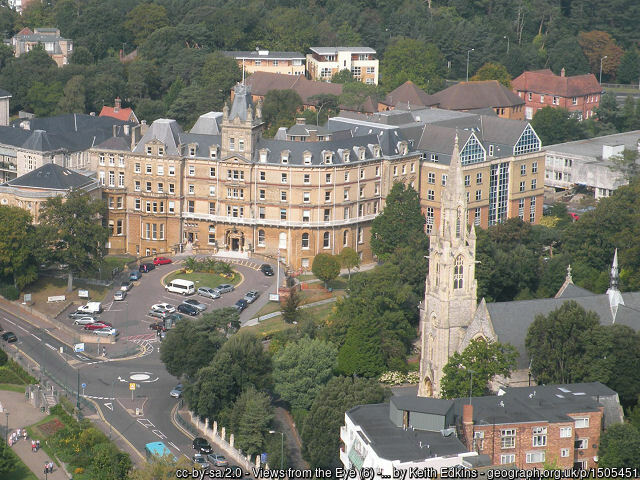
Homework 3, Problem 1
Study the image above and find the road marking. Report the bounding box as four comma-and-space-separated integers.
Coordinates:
152, 430, 167, 439
168, 442, 180, 451
45, 343, 56, 351
137, 418, 154, 428
104, 402, 113, 411
16, 324, 29, 333
3, 317, 15, 325
76, 354, 89, 361
30, 333, 42, 341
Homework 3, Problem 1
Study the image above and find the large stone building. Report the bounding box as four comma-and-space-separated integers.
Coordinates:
93, 84, 544, 269
9, 28, 73, 67
306, 47, 379, 85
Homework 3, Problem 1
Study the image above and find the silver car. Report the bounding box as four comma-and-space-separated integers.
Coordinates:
197, 287, 220, 299
94, 328, 119, 337
214, 284, 234, 294
192, 454, 210, 469
113, 290, 126, 301
73, 316, 96, 325
244, 290, 259, 304
182, 299, 207, 312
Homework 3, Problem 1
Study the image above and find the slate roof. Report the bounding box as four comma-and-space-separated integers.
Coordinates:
132, 119, 182, 156
512, 69, 602, 97
6, 163, 93, 190
95, 136, 130, 151
180, 132, 221, 158
391, 395, 454, 415
190, 112, 222, 135
223, 50, 305, 60
244, 72, 342, 105
310, 47, 376, 55
431, 80, 524, 110
347, 403, 467, 462
229, 84, 254, 123
381, 81, 438, 108
286, 123, 331, 137
556, 282, 595, 299
0, 89, 10, 98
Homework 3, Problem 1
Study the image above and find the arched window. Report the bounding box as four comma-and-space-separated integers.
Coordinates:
435, 263, 440, 287
343, 230, 349, 246
257, 230, 265, 246
456, 207, 462, 238
279, 232, 287, 249
454, 255, 464, 289
323, 232, 330, 248
301, 233, 309, 249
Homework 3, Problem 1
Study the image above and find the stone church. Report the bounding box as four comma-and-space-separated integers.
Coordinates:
418, 139, 640, 398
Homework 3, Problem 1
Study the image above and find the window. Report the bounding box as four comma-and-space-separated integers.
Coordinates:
518, 198, 525, 219
465, 175, 470, 187
229, 138, 235, 151
402, 164, 406, 175
302, 233, 309, 249
501, 429, 516, 449
227, 188, 244, 199
226, 206, 244, 217
280, 209, 287, 220
209, 167, 216, 178
99, 154, 105, 165
475, 190, 482, 201
238, 139, 244, 152
325, 191, 331, 202
169, 183, 175, 194
426, 207, 434, 234
188, 201, 194, 213
540, 95, 544, 103
475, 173, 482, 185
134, 162, 141, 173
442, 174, 447, 186
168, 201, 175, 213
531, 179, 537, 189
281, 191, 287, 202
303, 192, 310, 203
358, 204, 364, 216
532, 427, 547, 447
427, 190, 435, 201
145, 201, 151, 213
259, 207, 265, 219
279, 232, 287, 249
134, 198, 141, 210
489, 145, 494, 156
259, 189, 266, 200
304, 174, 310, 184
108, 197, 114, 209
146, 181, 152, 192
209, 202, 215, 214
559, 427, 572, 438
530, 196, 536, 223
521, 164, 526, 176
169, 165, 175, 176
411, 163, 415, 173
118, 154, 124, 167
324, 209, 331, 221
473, 431, 484, 450
189, 184, 195, 194
344, 189, 349, 201
188, 165, 195, 176
117, 197, 123, 209
325, 173, 332, 184
351, 66, 361, 77
375, 166, 380, 177
532, 162, 538, 174
453, 256, 464, 289
108, 171, 115, 187
460, 136, 485, 165
302, 210, 310, 222
323, 232, 330, 248
366, 66, 375, 74
528, 92, 532, 101
474, 208, 481, 226
158, 146, 164, 156
428, 172, 435, 184
374, 183, 380, 195
519, 181, 525, 192
359, 186, 365, 198
358, 227, 364, 244
393, 166, 398, 176
258, 171, 266, 182
118, 172, 124, 187
228, 170, 245, 181
134, 180, 141, 191
430, 153, 439, 162
157, 182, 164, 193
281, 173, 288, 183
360, 169, 365, 179
553, 96, 559, 105
526, 451, 545, 463
572, 96, 578, 105
258, 230, 265, 247
146, 146, 152, 155
501, 454, 515, 465
560, 448, 569, 458
344, 207, 350, 219
189, 146, 196, 157
210, 148, 217, 159
209, 186, 216, 196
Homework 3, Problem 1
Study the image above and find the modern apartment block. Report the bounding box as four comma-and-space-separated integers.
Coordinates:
224, 50, 306, 76
306, 47, 379, 84
10, 28, 73, 67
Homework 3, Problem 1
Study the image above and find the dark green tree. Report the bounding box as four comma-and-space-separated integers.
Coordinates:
0, 441, 16, 474
548, 37, 591, 76
57, 75, 86, 114
262, 89, 303, 137
531, 107, 587, 145
370, 182, 426, 259
311, 253, 340, 288
222, 386, 273, 457
441, 338, 518, 399
617, 49, 640, 85
598, 423, 640, 468
0, 206, 39, 289
381, 38, 445, 92
595, 92, 620, 129
26, 81, 63, 117
336, 314, 387, 377
281, 288, 301, 324
124, 3, 170, 47
88, 442, 132, 480
330, 69, 355, 84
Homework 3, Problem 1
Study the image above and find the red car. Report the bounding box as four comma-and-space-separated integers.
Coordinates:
153, 257, 172, 265
149, 322, 167, 332
84, 322, 112, 331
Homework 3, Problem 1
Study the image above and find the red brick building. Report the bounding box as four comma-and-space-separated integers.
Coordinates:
512, 69, 602, 121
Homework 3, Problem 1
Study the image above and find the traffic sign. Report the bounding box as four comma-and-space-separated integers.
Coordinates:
81, 383, 86, 389
74, 343, 85, 353
129, 383, 136, 391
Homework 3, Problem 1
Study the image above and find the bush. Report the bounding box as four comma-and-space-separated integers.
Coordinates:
6, 360, 36, 384
0, 285, 19, 301
0, 348, 7, 366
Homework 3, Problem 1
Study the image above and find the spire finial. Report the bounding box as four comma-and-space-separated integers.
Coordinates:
566, 264, 572, 282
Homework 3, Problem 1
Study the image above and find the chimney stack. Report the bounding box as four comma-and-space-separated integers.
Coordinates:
463, 404, 473, 425
296, 117, 306, 125
114, 97, 121, 113
561, 67, 566, 78
462, 403, 475, 451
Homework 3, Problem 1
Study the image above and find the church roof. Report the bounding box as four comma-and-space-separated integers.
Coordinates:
555, 282, 594, 299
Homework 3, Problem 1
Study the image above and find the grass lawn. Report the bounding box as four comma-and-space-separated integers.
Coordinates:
0, 449, 38, 480
297, 274, 317, 282
24, 276, 110, 318
0, 383, 26, 393
245, 302, 336, 338
163, 270, 241, 289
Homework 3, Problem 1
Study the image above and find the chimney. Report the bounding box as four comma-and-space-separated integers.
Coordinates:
114, 97, 121, 113
295, 117, 306, 125
462, 404, 474, 451
561, 67, 566, 77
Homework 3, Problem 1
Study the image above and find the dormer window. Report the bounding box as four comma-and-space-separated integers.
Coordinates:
324, 152, 333, 164
359, 148, 366, 160
398, 141, 408, 155
343, 151, 350, 162
189, 145, 196, 157
259, 149, 268, 163
281, 151, 289, 164
303, 152, 312, 165
158, 146, 164, 157
373, 145, 381, 158
146, 146, 152, 156
210, 147, 218, 159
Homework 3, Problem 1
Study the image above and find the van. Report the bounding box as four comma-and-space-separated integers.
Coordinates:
165, 279, 195, 295
77, 301, 103, 314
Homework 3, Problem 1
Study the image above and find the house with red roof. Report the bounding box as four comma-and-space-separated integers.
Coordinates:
512, 68, 602, 121
99, 98, 138, 124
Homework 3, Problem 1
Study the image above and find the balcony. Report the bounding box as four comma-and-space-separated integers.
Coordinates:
181, 212, 378, 228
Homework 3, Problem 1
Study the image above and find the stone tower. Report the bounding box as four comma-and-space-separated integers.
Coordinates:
418, 136, 478, 397
221, 83, 264, 160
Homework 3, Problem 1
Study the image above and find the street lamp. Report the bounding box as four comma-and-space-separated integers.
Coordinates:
600, 55, 608, 84
4, 412, 8, 447
503, 36, 510, 54
466, 48, 475, 83
268, 430, 284, 470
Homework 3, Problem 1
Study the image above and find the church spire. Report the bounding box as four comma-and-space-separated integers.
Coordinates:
439, 134, 469, 243
610, 248, 619, 290
607, 249, 624, 322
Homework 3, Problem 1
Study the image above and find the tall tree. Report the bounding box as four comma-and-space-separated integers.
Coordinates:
39, 191, 108, 292
370, 182, 426, 259
57, 75, 86, 114
330, 69, 355, 84
222, 386, 273, 457
0, 206, 39, 289
531, 107, 587, 145
617, 49, 640, 85
578, 31, 624, 80
338, 247, 360, 280
312, 254, 340, 288
470, 62, 512, 88
381, 38, 445, 92
124, 3, 170, 47
440, 338, 518, 399
26, 81, 63, 117
281, 288, 301, 324
547, 37, 590, 76
262, 89, 303, 137
598, 423, 640, 468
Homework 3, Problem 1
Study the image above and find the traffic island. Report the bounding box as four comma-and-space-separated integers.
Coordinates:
116, 395, 147, 417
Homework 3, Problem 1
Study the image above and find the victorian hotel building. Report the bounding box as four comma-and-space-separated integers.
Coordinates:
91, 85, 544, 270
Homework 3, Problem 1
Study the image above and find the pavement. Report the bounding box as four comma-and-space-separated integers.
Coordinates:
0, 390, 67, 479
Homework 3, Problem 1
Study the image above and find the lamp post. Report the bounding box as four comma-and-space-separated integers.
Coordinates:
4, 412, 8, 446
466, 48, 475, 83
268, 430, 284, 470
503, 36, 509, 54
600, 55, 608, 84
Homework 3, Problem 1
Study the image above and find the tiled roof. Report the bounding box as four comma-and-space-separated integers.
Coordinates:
310, 47, 376, 55
381, 81, 438, 108
512, 69, 602, 97
223, 50, 305, 60
431, 80, 524, 110
6, 163, 93, 190
244, 72, 342, 105
99, 106, 136, 122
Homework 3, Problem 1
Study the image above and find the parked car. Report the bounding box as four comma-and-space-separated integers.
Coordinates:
149, 322, 167, 332
214, 284, 234, 294
83, 322, 112, 331
148, 309, 171, 320
73, 316, 97, 325
120, 281, 132, 291
129, 271, 142, 281
244, 290, 260, 304
260, 264, 274, 276
193, 437, 212, 454
182, 299, 207, 312
166, 313, 183, 324
197, 287, 220, 299
169, 384, 183, 398
206, 453, 228, 467
139, 263, 155, 273
192, 454, 210, 469
113, 290, 126, 301
2, 332, 17, 343
234, 299, 248, 312
153, 256, 172, 265
94, 328, 119, 337
151, 303, 176, 313
69, 310, 96, 319
77, 302, 103, 314
177, 303, 199, 316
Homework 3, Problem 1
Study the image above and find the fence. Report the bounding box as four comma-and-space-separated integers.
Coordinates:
602, 82, 640, 90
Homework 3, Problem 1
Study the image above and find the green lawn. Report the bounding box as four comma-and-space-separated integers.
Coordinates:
0, 383, 26, 393
163, 270, 241, 289
244, 302, 336, 338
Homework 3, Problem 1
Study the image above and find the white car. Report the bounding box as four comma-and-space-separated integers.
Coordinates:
73, 316, 96, 325
151, 303, 176, 313
113, 290, 126, 301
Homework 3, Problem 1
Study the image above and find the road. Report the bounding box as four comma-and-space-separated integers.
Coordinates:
0, 255, 281, 465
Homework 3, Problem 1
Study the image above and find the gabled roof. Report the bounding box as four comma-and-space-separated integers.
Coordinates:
132, 119, 183, 156
512, 69, 602, 97
6, 163, 93, 190
431, 80, 524, 110
99, 105, 137, 123
382, 81, 438, 108
229, 84, 254, 122
244, 72, 342, 105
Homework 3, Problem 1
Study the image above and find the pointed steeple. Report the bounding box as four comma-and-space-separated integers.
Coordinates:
439, 134, 469, 244
607, 249, 624, 322
610, 248, 619, 290
566, 264, 573, 283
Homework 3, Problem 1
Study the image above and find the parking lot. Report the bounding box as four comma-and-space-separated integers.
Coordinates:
58, 257, 279, 343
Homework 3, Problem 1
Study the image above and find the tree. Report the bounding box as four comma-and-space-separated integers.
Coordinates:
440, 338, 518, 399
330, 69, 355, 84
470, 62, 512, 88
273, 337, 337, 411
26, 81, 63, 117
124, 3, 169, 47
525, 301, 601, 385
338, 81, 379, 111
69, 46, 94, 66
0, 441, 16, 474
159, 313, 228, 378
312, 254, 340, 288
338, 247, 360, 280
371, 183, 426, 259
130, 455, 193, 480
336, 314, 386, 377
531, 107, 587, 145
610, 148, 640, 182
222, 386, 273, 457
548, 37, 590, 76
197, 52, 242, 106
0, 206, 39, 289
301, 377, 388, 468
598, 423, 640, 467
262, 89, 303, 137
617, 49, 640, 85
578, 31, 623, 80
281, 288, 301, 324
38, 191, 108, 292
381, 38, 445, 92
88, 442, 132, 480
57, 75, 86, 114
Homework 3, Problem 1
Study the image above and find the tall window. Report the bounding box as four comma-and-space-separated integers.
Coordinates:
323, 232, 330, 248
258, 230, 265, 247
302, 233, 309, 249
456, 208, 462, 238
425, 207, 434, 234
343, 230, 348, 246
453, 256, 464, 289
279, 232, 287, 249
501, 429, 516, 449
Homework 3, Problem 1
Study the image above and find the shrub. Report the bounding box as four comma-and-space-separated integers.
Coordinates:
6, 360, 36, 384
74, 467, 84, 474
0, 285, 19, 301
0, 348, 7, 366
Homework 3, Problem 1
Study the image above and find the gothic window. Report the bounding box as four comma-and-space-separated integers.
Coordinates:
435, 263, 440, 287
456, 207, 462, 238
454, 256, 464, 289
